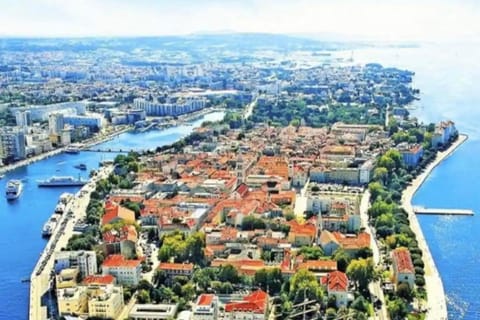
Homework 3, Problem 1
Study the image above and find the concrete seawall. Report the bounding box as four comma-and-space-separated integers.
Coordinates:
401, 134, 468, 320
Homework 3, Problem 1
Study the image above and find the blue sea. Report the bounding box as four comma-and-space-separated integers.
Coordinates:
348, 43, 480, 319
0, 111, 224, 319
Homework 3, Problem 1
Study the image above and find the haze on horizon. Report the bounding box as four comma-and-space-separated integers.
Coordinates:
0, 0, 479, 42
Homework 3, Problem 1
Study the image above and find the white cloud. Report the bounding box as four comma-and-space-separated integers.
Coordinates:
0, 0, 478, 41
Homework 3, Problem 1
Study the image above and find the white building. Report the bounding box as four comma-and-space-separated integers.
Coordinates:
193, 294, 218, 320
134, 97, 206, 117
129, 303, 178, 320
15, 111, 32, 127
64, 115, 103, 130
0, 128, 26, 160
87, 284, 125, 319
54, 250, 98, 277
101, 255, 142, 286
49, 113, 65, 135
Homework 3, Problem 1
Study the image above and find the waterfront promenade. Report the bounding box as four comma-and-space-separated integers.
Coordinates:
29, 166, 113, 320
401, 134, 468, 320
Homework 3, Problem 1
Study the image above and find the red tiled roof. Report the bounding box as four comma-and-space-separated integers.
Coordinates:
158, 262, 194, 272
82, 275, 115, 285
297, 260, 337, 272
392, 248, 415, 274
322, 271, 348, 292
197, 294, 214, 306
102, 254, 141, 268
225, 289, 268, 314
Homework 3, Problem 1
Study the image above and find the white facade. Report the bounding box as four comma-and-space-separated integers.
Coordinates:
64, 115, 103, 129
102, 263, 141, 286
134, 97, 206, 116
49, 113, 65, 134
54, 250, 98, 277
88, 285, 124, 319
0, 128, 26, 160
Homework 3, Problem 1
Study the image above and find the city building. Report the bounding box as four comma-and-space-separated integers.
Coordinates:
48, 113, 65, 135
224, 289, 269, 320
157, 262, 194, 284
0, 127, 26, 161
54, 250, 98, 277
15, 111, 32, 127
57, 287, 88, 316
193, 294, 219, 320
11, 101, 87, 121
134, 97, 206, 117
398, 143, 424, 168
322, 271, 351, 308
391, 248, 415, 288
129, 303, 178, 320
64, 115, 103, 131
101, 254, 142, 286
87, 284, 125, 319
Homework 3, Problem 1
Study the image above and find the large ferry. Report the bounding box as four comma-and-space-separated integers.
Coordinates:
5, 180, 23, 200
37, 176, 87, 187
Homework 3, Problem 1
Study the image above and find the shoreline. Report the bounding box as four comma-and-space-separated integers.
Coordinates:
0, 126, 132, 176
401, 133, 468, 320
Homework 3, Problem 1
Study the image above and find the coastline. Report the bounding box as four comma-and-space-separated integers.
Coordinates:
0, 125, 132, 176
401, 133, 468, 320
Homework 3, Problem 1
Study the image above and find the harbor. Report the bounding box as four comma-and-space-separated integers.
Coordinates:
0, 110, 225, 319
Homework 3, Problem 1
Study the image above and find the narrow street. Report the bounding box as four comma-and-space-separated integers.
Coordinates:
359, 191, 388, 320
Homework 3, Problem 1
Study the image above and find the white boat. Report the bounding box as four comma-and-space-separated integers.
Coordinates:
64, 144, 84, 154
5, 180, 23, 200
37, 176, 87, 187
42, 215, 60, 237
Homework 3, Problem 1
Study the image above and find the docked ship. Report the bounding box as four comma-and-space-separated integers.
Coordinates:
64, 146, 80, 154
64, 143, 84, 154
37, 176, 87, 187
5, 180, 23, 200
42, 214, 60, 237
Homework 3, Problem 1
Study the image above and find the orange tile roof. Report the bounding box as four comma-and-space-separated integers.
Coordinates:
158, 262, 194, 272
225, 289, 268, 314
322, 271, 348, 292
297, 259, 337, 272
392, 248, 415, 274
82, 275, 115, 285
102, 254, 141, 268
197, 294, 215, 306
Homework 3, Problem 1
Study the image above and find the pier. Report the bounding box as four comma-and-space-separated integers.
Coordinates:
413, 206, 474, 216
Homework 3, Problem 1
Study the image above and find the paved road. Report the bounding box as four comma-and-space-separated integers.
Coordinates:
29, 166, 112, 320
359, 191, 388, 320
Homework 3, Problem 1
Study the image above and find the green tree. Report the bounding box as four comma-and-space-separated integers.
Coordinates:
346, 258, 375, 291
333, 248, 351, 273
388, 298, 408, 320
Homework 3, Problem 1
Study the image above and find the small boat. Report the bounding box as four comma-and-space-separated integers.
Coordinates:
0, 174, 4, 179
5, 180, 23, 200
74, 163, 87, 170
64, 146, 80, 154
21, 278, 30, 283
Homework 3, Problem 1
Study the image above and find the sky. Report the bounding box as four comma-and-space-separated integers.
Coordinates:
0, 0, 479, 41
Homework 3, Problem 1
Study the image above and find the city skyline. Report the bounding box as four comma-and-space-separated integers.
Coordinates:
0, 0, 479, 41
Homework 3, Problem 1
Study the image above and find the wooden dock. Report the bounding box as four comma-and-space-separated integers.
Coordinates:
413, 206, 474, 216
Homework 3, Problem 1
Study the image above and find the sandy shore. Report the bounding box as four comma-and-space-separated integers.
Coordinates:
401, 133, 468, 320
